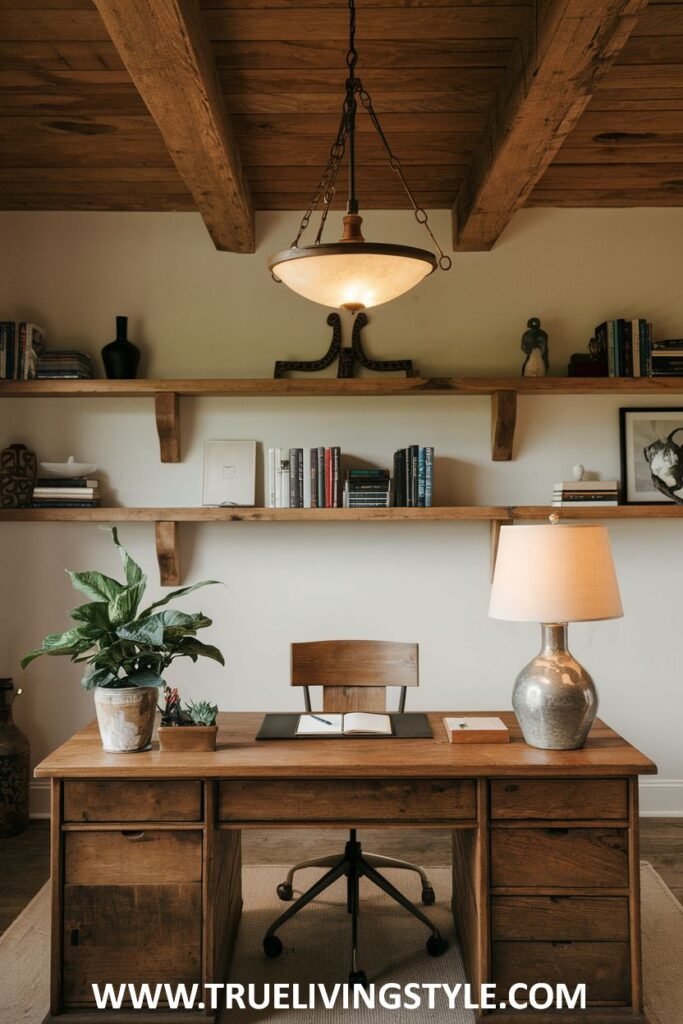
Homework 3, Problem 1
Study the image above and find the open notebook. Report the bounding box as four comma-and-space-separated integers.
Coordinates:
296, 712, 393, 737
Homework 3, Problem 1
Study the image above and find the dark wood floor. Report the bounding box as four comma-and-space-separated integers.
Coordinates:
1, 819, 681, 937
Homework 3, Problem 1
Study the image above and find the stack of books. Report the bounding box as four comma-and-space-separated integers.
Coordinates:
552, 480, 619, 507
36, 351, 93, 380
343, 468, 391, 508
267, 447, 342, 508
649, 340, 683, 377
31, 476, 101, 509
393, 446, 434, 507
594, 319, 653, 377
0, 322, 46, 379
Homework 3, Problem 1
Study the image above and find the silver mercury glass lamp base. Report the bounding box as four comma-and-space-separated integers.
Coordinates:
512, 622, 598, 750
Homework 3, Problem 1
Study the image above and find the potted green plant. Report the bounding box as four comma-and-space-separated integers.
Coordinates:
158, 687, 219, 751
21, 528, 224, 753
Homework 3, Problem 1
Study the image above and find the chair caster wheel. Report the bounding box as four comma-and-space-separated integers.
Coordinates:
277, 883, 293, 901
426, 935, 448, 957
263, 935, 283, 958
349, 970, 368, 987
421, 886, 435, 905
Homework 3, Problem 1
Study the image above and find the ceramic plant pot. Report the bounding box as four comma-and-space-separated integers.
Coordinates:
94, 686, 158, 753
158, 725, 217, 752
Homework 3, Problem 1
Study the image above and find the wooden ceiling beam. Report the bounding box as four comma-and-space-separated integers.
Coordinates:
91, 0, 253, 253
452, 0, 649, 252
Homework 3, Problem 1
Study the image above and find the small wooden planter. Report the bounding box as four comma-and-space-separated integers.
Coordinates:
158, 725, 217, 752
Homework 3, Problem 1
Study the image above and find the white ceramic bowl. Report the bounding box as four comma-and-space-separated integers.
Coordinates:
40, 456, 98, 478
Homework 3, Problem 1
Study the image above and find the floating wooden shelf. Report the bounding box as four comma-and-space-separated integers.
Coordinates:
0, 506, 508, 523
4, 376, 683, 463
1, 504, 680, 585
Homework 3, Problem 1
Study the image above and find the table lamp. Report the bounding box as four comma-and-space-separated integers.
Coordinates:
489, 521, 623, 750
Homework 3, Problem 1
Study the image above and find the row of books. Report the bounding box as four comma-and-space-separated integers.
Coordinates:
267, 447, 342, 508
393, 446, 434, 507
552, 480, 619, 507
594, 319, 683, 377
266, 447, 435, 508
31, 476, 101, 509
36, 351, 93, 380
0, 322, 45, 379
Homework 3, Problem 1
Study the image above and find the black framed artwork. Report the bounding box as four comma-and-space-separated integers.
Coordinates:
620, 407, 683, 505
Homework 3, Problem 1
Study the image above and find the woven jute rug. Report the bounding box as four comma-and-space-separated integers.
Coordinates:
0, 864, 680, 1023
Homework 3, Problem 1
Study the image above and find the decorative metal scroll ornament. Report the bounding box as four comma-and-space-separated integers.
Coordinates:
274, 312, 415, 379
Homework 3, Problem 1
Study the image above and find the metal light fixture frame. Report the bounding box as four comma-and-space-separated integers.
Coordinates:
269, 0, 451, 311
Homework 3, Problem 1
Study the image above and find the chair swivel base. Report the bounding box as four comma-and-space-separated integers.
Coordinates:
263, 830, 448, 983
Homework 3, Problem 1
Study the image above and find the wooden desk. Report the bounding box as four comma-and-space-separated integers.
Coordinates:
35, 711, 656, 1023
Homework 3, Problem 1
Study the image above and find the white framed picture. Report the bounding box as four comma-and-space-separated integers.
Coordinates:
202, 441, 256, 507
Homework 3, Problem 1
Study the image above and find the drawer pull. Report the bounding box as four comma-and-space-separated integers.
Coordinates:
121, 830, 146, 841
544, 828, 569, 837
551, 940, 574, 948
70, 928, 79, 947
550, 895, 571, 904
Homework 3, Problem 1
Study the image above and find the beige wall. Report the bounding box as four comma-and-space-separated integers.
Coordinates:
0, 207, 681, 815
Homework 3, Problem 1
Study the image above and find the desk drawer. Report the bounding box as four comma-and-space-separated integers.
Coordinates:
491, 896, 629, 941
491, 828, 629, 888
63, 780, 203, 822
490, 779, 628, 820
492, 941, 630, 1005
63, 883, 201, 1005
218, 778, 476, 822
65, 830, 202, 885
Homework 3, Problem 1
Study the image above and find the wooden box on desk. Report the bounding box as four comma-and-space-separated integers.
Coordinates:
443, 716, 510, 743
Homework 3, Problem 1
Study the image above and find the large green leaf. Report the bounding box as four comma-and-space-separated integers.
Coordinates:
67, 570, 124, 604
139, 580, 221, 618
172, 637, 225, 665
42, 628, 89, 653
20, 649, 44, 669
118, 610, 196, 647
81, 664, 118, 690
108, 580, 146, 627
70, 601, 111, 630
110, 526, 145, 587
126, 669, 165, 688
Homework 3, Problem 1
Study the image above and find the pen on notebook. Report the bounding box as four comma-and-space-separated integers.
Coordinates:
311, 714, 334, 726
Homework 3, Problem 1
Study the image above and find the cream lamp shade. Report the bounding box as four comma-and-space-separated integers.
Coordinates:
489, 523, 623, 623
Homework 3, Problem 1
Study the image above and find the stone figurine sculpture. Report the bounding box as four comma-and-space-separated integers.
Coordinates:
521, 317, 550, 377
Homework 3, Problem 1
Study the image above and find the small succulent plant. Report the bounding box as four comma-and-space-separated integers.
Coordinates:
161, 687, 218, 727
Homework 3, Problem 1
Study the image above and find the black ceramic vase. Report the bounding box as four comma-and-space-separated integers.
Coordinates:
0, 679, 29, 838
101, 316, 141, 380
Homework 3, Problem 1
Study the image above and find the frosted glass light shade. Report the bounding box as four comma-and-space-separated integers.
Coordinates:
269, 242, 436, 310
489, 524, 623, 623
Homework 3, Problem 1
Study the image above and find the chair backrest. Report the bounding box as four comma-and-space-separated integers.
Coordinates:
291, 640, 419, 713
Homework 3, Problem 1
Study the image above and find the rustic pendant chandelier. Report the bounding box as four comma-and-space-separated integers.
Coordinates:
269, 0, 451, 311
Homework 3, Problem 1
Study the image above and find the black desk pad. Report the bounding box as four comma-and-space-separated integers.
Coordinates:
255, 712, 433, 741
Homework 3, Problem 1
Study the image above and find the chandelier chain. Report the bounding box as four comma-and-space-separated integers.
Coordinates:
288, 0, 451, 271
358, 84, 452, 271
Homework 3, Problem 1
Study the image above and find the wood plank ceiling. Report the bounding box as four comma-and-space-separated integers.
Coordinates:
0, 0, 680, 252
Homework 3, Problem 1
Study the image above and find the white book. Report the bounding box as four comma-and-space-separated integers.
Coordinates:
274, 448, 282, 508
267, 448, 276, 508
296, 713, 392, 737
202, 440, 256, 507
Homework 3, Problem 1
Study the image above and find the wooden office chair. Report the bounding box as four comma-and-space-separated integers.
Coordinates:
262, 640, 448, 985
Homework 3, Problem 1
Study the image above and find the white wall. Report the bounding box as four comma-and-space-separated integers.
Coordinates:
0, 207, 681, 816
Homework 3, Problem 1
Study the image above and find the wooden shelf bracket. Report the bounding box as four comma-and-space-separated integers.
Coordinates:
491, 390, 517, 461
155, 392, 181, 463
155, 520, 181, 587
